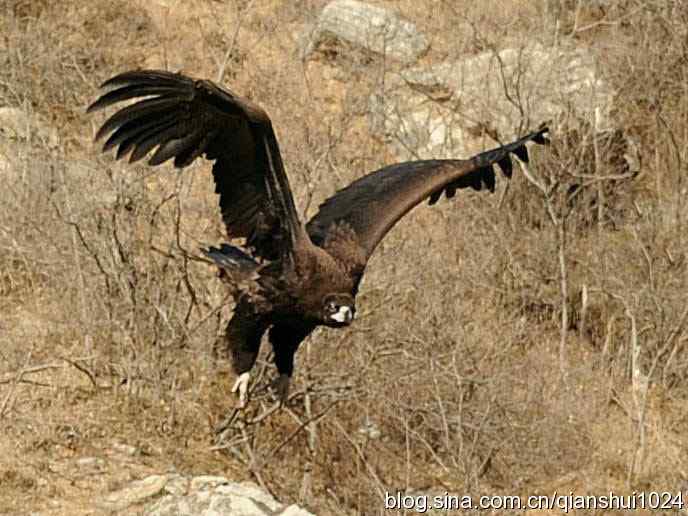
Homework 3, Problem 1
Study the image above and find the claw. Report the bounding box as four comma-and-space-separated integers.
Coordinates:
270, 374, 291, 405
231, 372, 251, 408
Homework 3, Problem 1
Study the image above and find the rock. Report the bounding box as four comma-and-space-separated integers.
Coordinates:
144, 478, 315, 516
189, 475, 230, 491
214, 482, 282, 512
369, 43, 615, 160
301, 0, 429, 63
111, 442, 139, 457
0, 107, 34, 141
357, 420, 381, 440
163, 474, 189, 496
0, 106, 58, 148
97, 474, 169, 512
279, 504, 315, 516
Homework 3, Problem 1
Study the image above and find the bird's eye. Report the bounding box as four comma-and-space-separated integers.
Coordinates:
327, 302, 338, 313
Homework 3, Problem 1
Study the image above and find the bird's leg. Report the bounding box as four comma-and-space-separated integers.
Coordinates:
231, 372, 251, 408
222, 302, 269, 408
268, 323, 314, 407
270, 374, 291, 404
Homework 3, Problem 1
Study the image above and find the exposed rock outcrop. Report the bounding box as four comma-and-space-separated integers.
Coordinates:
96, 474, 315, 515
369, 44, 615, 160
301, 0, 429, 63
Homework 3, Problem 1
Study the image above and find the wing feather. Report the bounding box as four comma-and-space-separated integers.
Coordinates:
125, 123, 180, 162
89, 69, 308, 260
103, 111, 179, 152
87, 84, 182, 112
307, 127, 549, 261
95, 97, 181, 141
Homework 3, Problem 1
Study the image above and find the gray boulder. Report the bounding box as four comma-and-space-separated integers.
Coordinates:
143, 475, 315, 516
369, 44, 615, 160
98, 475, 170, 513
301, 0, 429, 63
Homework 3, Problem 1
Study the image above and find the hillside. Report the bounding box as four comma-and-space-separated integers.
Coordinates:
1, 1, 687, 514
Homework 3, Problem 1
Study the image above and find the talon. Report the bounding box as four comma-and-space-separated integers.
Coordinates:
231, 372, 251, 408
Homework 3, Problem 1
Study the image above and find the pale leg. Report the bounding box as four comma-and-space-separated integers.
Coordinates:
231, 372, 251, 408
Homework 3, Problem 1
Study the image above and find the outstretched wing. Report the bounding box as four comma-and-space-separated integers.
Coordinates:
307, 127, 549, 261
88, 70, 307, 261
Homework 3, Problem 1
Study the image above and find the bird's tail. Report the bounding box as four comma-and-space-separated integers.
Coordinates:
203, 244, 260, 293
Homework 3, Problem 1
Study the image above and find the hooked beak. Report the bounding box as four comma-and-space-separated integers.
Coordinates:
331, 306, 353, 324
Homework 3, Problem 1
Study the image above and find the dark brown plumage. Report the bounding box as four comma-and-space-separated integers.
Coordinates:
88, 70, 549, 406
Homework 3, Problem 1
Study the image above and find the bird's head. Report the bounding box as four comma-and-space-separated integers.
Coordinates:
322, 293, 355, 327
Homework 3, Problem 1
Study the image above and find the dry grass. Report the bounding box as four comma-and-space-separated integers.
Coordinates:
2, 0, 688, 514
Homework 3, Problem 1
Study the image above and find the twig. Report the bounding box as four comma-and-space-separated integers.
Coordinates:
1, 362, 64, 380
216, 0, 256, 84
0, 348, 35, 418
331, 418, 386, 499
601, 291, 646, 485
518, 160, 569, 381
572, 5, 645, 34
241, 426, 273, 497
0, 379, 52, 388
61, 356, 98, 390
256, 399, 340, 468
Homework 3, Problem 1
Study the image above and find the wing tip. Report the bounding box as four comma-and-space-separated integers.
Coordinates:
87, 69, 191, 114
532, 123, 551, 145
513, 124, 551, 161
86, 99, 103, 114
100, 69, 180, 88
431, 123, 550, 203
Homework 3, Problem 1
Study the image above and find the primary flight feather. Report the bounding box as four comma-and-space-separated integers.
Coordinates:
88, 70, 549, 406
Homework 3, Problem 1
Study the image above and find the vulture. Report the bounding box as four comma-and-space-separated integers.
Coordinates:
88, 70, 549, 406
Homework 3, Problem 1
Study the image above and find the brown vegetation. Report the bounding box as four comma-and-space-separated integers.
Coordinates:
1, 0, 687, 514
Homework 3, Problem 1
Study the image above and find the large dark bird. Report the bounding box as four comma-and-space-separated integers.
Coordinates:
88, 70, 549, 406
